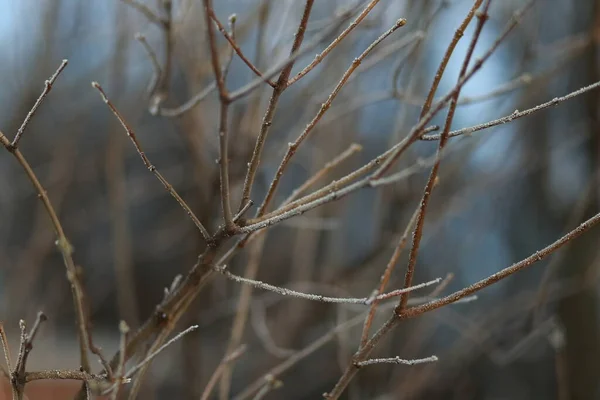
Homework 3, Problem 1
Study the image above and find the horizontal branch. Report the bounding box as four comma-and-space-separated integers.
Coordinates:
215, 265, 440, 304
421, 80, 600, 140
355, 355, 438, 367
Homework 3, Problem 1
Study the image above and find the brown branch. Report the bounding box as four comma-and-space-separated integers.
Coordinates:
215, 264, 440, 304
25, 369, 105, 383
418, 0, 483, 119
92, 82, 212, 241
12, 313, 48, 400
227, 7, 352, 102
135, 33, 162, 98
11, 60, 68, 148
323, 191, 600, 400
254, 18, 407, 219
109, 321, 129, 400
245, 125, 438, 227
286, 0, 382, 87
359, 206, 419, 348
397, 0, 489, 314
0, 61, 91, 374
0, 324, 11, 372
371, 0, 537, 180
155, 15, 238, 117
421, 79, 600, 141
203, 0, 235, 230
200, 345, 247, 400
355, 355, 438, 367
208, 11, 275, 87
238, 0, 315, 212
400, 211, 600, 318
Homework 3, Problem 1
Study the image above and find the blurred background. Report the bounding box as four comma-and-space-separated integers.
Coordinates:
0, 0, 599, 399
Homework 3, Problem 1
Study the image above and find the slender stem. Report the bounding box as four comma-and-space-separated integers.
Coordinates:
286, 0, 382, 87
215, 265, 440, 304
208, 11, 275, 87
246, 126, 439, 226
355, 355, 438, 367
360, 206, 419, 348
0, 132, 91, 374
200, 345, 247, 400
204, 0, 235, 229
418, 0, 483, 120
92, 82, 212, 241
421, 79, 600, 141
12, 60, 68, 148
397, 0, 489, 313
227, 7, 352, 102
255, 18, 407, 218
238, 0, 315, 211
371, 0, 536, 180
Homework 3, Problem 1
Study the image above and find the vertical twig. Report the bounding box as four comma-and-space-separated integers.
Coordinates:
397, 0, 489, 313
110, 321, 129, 400
200, 345, 247, 400
203, 0, 235, 230
11, 60, 68, 149
359, 206, 419, 348
92, 82, 212, 242
419, 0, 483, 119
11, 313, 48, 400
0, 60, 92, 375
238, 0, 316, 211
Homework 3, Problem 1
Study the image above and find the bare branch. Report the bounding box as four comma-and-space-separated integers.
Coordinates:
11, 60, 68, 148
214, 265, 440, 304
92, 82, 212, 241
200, 345, 247, 400
355, 355, 438, 367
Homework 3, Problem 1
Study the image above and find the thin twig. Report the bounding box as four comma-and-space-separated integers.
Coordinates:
1, 77, 91, 376
11, 60, 68, 148
251, 375, 282, 400
92, 82, 212, 241
286, 0, 382, 87
254, 18, 407, 218
400, 210, 600, 318
135, 33, 163, 99
421, 80, 600, 140
200, 345, 247, 400
419, 0, 483, 119
234, 200, 254, 223
156, 15, 237, 117
0, 324, 11, 372
208, 11, 275, 87
12, 313, 48, 399
238, 0, 316, 212
360, 206, 420, 348
227, 7, 352, 102
324, 207, 600, 400
246, 125, 439, 226
397, 0, 489, 313
125, 325, 199, 379
109, 321, 129, 400
281, 143, 362, 207
25, 369, 105, 383
203, 0, 235, 230
355, 355, 438, 367
372, 0, 537, 180
215, 265, 440, 304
